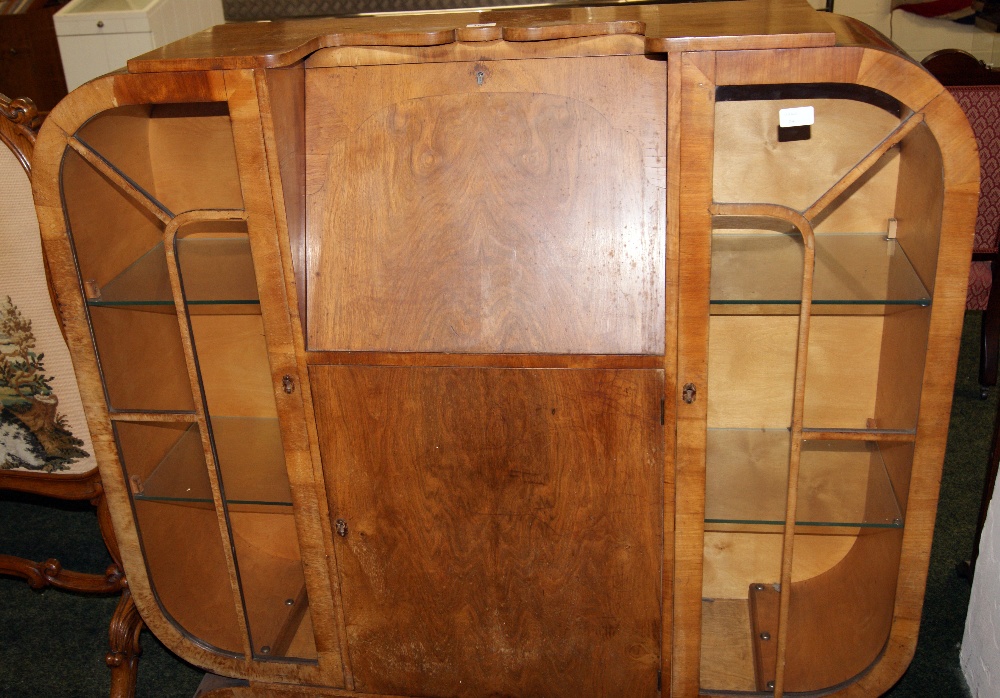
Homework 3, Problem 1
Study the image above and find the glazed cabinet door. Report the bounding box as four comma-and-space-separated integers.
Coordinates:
673, 47, 967, 697
43, 72, 341, 685
303, 50, 668, 696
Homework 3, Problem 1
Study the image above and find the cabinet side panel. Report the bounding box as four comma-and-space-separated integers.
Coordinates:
312, 366, 663, 697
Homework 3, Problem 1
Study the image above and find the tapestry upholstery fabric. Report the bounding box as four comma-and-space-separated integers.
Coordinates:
0, 143, 96, 474
949, 85, 1000, 310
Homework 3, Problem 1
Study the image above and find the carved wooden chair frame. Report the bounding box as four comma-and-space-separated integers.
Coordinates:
1, 92, 143, 698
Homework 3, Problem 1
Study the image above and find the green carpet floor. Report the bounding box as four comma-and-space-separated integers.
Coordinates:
1, 312, 994, 697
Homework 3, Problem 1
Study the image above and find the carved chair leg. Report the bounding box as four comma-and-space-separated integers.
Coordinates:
1, 474, 140, 697
0, 554, 123, 592
107, 586, 144, 698
980, 254, 1000, 397
93, 484, 149, 698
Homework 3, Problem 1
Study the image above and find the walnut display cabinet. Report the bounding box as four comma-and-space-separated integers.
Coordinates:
29, 1, 979, 695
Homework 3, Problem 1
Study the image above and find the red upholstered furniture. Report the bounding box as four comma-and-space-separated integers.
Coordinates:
923, 49, 1000, 580
924, 49, 1000, 397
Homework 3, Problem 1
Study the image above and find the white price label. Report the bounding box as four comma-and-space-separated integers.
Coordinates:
779, 106, 815, 128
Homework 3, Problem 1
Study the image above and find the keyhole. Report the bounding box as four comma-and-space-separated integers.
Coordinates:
476, 70, 485, 85
683, 383, 697, 404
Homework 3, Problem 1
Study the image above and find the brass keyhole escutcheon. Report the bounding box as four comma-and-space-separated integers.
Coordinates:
682, 383, 696, 404
335, 519, 348, 537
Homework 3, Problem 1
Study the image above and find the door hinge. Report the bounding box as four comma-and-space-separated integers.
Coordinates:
657, 669, 662, 692
660, 398, 665, 425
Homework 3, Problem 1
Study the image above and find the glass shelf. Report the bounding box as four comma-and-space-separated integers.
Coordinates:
86, 238, 259, 307
135, 417, 292, 506
704, 429, 903, 529
710, 233, 930, 314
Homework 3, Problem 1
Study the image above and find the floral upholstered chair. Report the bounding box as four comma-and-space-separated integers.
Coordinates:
923, 50, 1000, 398
0, 93, 142, 698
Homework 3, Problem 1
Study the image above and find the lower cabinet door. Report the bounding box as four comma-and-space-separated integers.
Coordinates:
311, 365, 664, 697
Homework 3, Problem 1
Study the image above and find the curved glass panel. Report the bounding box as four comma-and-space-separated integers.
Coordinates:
177, 220, 318, 662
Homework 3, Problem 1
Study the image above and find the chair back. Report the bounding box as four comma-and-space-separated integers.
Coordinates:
924, 50, 1000, 310
1, 95, 96, 476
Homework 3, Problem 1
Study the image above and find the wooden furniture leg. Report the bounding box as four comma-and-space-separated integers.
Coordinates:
0, 470, 142, 697
0, 471, 125, 594
96, 469, 146, 698
107, 587, 144, 698
980, 252, 1000, 397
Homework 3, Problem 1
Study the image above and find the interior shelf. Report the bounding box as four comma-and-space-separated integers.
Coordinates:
705, 430, 903, 529
134, 417, 292, 506
710, 233, 930, 314
85, 238, 259, 307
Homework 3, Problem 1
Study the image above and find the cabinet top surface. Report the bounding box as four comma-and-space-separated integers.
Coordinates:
125, 0, 836, 72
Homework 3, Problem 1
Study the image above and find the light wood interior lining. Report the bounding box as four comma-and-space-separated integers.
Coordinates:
700, 598, 755, 692
74, 105, 158, 197
190, 314, 277, 419
880, 441, 915, 517
703, 525, 902, 693
873, 306, 931, 433
115, 420, 199, 486
74, 102, 243, 215
230, 510, 316, 660
893, 122, 944, 293
62, 147, 165, 290
702, 531, 854, 600
708, 315, 884, 430
713, 98, 902, 225
134, 499, 244, 655
89, 305, 194, 412
147, 105, 243, 213
782, 529, 903, 692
